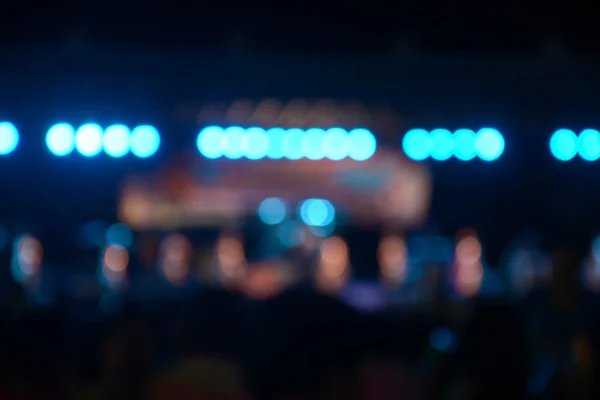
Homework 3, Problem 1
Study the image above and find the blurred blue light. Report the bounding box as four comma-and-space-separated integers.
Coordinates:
131, 125, 160, 158
323, 128, 349, 160
302, 128, 326, 160
75, 123, 103, 157
222, 126, 246, 159
453, 129, 477, 161
103, 124, 130, 158
197, 126, 224, 159
282, 128, 304, 160
278, 220, 305, 248
402, 129, 431, 161
347, 128, 376, 161
429, 327, 455, 352
195, 126, 376, 161
244, 127, 269, 160
299, 199, 335, 227
0, 122, 18, 155
429, 129, 454, 161
266, 128, 286, 159
106, 223, 133, 248
578, 129, 600, 161
550, 129, 577, 161
258, 198, 287, 225
46, 123, 76, 156
475, 128, 505, 161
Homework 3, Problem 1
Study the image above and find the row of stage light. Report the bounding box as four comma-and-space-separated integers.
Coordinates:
550, 129, 600, 161
196, 126, 377, 161
402, 128, 505, 161
0, 122, 162, 158
1, 121, 596, 163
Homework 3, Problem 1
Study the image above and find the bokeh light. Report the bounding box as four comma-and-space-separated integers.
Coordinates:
75, 123, 103, 157
103, 124, 130, 158
159, 234, 192, 286
475, 128, 505, 161
11, 234, 43, 284
378, 235, 408, 285
258, 197, 287, 225
299, 199, 335, 227
347, 128, 377, 161
429, 129, 454, 161
0, 122, 19, 155
130, 125, 160, 158
46, 123, 76, 156
402, 129, 431, 161
403, 128, 504, 161
550, 129, 577, 161
195, 126, 376, 161
577, 129, 600, 161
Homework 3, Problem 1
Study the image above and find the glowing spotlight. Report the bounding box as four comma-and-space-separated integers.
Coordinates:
578, 129, 600, 161
103, 124, 130, 157
282, 128, 304, 160
429, 129, 454, 161
475, 128, 504, 161
221, 126, 246, 159
0, 122, 18, 155
266, 128, 286, 159
197, 126, 224, 159
299, 199, 335, 227
402, 129, 431, 161
323, 128, 349, 160
302, 128, 326, 160
453, 129, 477, 161
244, 127, 269, 160
347, 128, 376, 161
258, 198, 287, 225
550, 129, 577, 161
131, 125, 160, 158
75, 123, 103, 157
46, 123, 76, 156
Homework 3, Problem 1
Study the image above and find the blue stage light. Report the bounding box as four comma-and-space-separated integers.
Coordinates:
302, 128, 326, 160
197, 126, 224, 159
222, 126, 246, 159
550, 129, 577, 161
323, 128, 349, 160
131, 125, 160, 158
46, 123, 75, 156
348, 128, 377, 161
75, 123, 103, 157
266, 128, 286, 159
258, 198, 287, 225
429, 129, 454, 161
0, 122, 18, 155
195, 126, 376, 161
475, 128, 504, 161
299, 199, 335, 227
453, 129, 477, 161
244, 127, 269, 160
403, 129, 431, 161
577, 129, 600, 161
103, 124, 130, 158
282, 128, 304, 160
